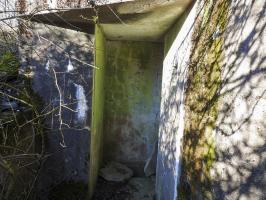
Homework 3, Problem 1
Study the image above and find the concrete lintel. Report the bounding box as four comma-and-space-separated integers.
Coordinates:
22, 0, 193, 42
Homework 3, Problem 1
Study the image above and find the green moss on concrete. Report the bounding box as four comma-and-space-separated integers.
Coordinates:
105, 41, 156, 115
103, 40, 163, 171
89, 25, 106, 198
178, 0, 229, 199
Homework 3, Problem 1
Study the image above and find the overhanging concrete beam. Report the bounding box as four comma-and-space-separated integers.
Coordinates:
22, 0, 193, 42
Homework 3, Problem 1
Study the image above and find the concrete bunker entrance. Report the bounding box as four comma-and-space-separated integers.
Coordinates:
89, 1, 192, 197
91, 27, 164, 199
23, 1, 193, 198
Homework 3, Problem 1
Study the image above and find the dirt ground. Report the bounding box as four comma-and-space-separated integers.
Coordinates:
92, 176, 155, 200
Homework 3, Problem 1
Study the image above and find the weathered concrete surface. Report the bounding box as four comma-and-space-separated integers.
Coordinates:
19, 23, 93, 199
211, 1, 266, 199
100, 0, 193, 41
89, 25, 106, 198
103, 41, 163, 175
155, 2, 197, 200
15, 1, 266, 200
157, 0, 266, 199
24, 0, 193, 42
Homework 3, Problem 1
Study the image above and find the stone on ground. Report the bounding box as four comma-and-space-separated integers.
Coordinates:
99, 162, 133, 182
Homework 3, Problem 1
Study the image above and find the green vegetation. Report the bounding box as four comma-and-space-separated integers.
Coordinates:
178, 0, 229, 199
0, 50, 44, 200
0, 51, 19, 77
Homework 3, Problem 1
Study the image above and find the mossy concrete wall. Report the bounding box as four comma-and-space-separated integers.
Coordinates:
103, 40, 163, 174
89, 25, 106, 198
158, 0, 266, 199
179, 0, 228, 199
156, 2, 198, 199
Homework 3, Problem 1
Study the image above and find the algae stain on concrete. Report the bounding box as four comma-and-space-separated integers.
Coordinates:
105, 41, 159, 116
89, 25, 106, 198
103, 40, 163, 173
179, 0, 229, 199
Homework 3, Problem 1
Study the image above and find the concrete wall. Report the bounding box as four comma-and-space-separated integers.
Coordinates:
103, 40, 163, 175
156, 2, 197, 200
19, 23, 93, 199
89, 25, 106, 197
211, 1, 266, 199
157, 0, 266, 199
15, 1, 265, 199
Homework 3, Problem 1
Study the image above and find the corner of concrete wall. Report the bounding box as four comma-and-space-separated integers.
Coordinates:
163, 4, 192, 56
156, 1, 198, 199
103, 40, 163, 175
158, 0, 266, 200
89, 24, 106, 198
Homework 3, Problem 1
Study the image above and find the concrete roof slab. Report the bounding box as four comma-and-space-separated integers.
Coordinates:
25, 0, 193, 41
